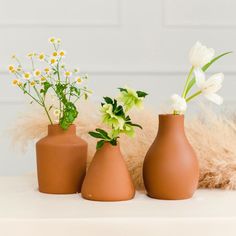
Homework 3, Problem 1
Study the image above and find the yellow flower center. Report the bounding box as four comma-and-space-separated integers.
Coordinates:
50, 58, 56, 64
77, 78, 82, 83
65, 71, 71, 77
40, 77, 46, 81
24, 73, 30, 79
39, 54, 45, 60
52, 52, 58, 57
8, 65, 14, 71
30, 81, 36, 86
12, 79, 18, 85
49, 37, 55, 43
59, 51, 65, 57
34, 70, 41, 76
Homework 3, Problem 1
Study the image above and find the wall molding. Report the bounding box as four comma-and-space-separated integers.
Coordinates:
1, 66, 236, 76
0, 0, 122, 28
162, 0, 236, 29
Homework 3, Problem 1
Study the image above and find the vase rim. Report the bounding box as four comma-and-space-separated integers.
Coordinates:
159, 114, 184, 117
48, 124, 76, 135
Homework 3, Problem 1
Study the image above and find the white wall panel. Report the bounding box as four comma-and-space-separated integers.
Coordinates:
0, 0, 121, 26
0, 0, 235, 175
164, 0, 236, 28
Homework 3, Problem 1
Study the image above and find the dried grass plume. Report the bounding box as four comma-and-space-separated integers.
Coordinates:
9, 101, 236, 190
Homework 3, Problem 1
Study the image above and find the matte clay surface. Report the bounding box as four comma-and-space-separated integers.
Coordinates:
82, 142, 135, 201
36, 125, 87, 194
143, 115, 199, 200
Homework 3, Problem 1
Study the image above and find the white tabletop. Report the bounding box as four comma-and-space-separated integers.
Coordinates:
0, 175, 236, 236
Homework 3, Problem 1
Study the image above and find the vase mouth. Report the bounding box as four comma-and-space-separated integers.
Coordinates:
159, 114, 184, 118
100, 141, 120, 149
48, 124, 76, 135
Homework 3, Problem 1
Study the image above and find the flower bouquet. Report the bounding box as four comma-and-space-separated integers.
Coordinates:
143, 42, 231, 200
8, 37, 92, 194
82, 87, 148, 201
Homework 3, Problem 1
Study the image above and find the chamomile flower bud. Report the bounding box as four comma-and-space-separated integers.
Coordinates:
40, 77, 46, 82
38, 53, 45, 61
54, 109, 60, 117
76, 77, 82, 83
17, 67, 22, 72
49, 37, 56, 43
30, 81, 36, 86
17, 81, 23, 86
27, 52, 35, 58
8, 65, 15, 72
57, 38, 61, 44
11, 54, 16, 59
44, 68, 50, 73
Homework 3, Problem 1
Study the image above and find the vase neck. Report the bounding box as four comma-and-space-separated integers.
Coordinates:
48, 124, 76, 136
158, 115, 185, 135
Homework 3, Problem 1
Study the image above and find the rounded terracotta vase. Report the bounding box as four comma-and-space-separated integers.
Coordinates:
36, 124, 87, 194
81, 142, 135, 201
143, 114, 199, 200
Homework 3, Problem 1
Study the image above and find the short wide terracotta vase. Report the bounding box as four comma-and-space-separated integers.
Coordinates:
36, 124, 87, 194
81, 142, 135, 201
143, 115, 199, 200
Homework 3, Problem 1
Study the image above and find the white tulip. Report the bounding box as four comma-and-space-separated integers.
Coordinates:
170, 94, 187, 114
189, 41, 215, 68
194, 68, 224, 105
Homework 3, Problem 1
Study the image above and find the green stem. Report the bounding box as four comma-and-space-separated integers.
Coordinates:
43, 102, 53, 125
186, 90, 202, 103
182, 66, 194, 98
33, 86, 53, 125
20, 87, 42, 106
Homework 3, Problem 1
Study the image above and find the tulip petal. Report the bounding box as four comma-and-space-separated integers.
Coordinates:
204, 73, 224, 93
194, 68, 206, 88
204, 93, 223, 105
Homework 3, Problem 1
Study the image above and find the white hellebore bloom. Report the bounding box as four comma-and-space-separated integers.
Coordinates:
189, 41, 215, 68
194, 68, 224, 105
171, 94, 187, 114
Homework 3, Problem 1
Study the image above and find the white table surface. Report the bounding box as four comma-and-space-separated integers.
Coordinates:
0, 175, 236, 236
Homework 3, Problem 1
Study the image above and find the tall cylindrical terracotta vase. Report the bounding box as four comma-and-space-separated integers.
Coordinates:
36, 124, 87, 194
81, 142, 135, 201
143, 115, 199, 200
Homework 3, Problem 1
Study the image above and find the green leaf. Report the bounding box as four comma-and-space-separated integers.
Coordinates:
136, 91, 148, 98
41, 81, 52, 95
110, 139, 117, 146
95, 128, 110, 139
129, 123, 143, 129
88, 131, 104, 139
103, 97, 113, 104
96, 140, 105, 150
118, 88, 128, 93
186, 51, 232, 96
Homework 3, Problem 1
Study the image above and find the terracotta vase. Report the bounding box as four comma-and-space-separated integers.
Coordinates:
143, 114, 199, 200
36, 124, 87, 194
81, 142, 135, 201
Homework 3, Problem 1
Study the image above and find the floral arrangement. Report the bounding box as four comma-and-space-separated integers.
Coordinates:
8, 37, 92, 129
170, 41, 231, 114
89, 87, 148, 149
